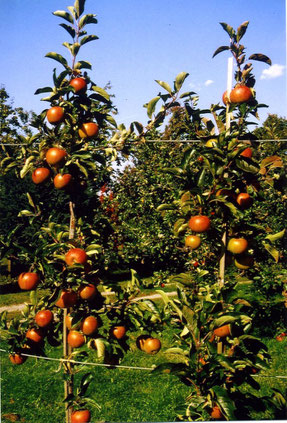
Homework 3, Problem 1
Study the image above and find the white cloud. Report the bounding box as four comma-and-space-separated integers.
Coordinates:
260, 64, 285, 80
204, 79, 214, 86
188, 81, 201, 91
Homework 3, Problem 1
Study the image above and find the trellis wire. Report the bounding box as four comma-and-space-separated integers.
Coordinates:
0, 138, 287, 146
0, 348, 153, 371
1, 348, 287, 378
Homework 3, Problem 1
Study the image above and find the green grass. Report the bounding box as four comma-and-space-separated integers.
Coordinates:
1, 278, 286, 422
1, 328, 189, 423
1, 330, 286, 423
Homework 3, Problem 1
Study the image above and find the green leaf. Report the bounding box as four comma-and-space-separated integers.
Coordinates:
219, 22, 236, 39
170, 273, 194, 287
80, 34, 99, 46
34, 87, 53, 95
52, 10, 74, 24
71, 43, 80, 56
91, 85, 110, 101
152, 362, 187, 376
156, 203, 176, 212
265, 229, 285, 242
262, 242, 279, 262
155, 80, 172, 94
67, 6, 77, 19
179, 91, 196, 99
86, 244, 102, 255
237, 21, 249, 42
249, 53, 272, 66
74, 0, 86, 17
45, 52, 68, 68
26, 193, 35, 208
211, 386, 236, 420
174, 72, 189, 92
59, 23, 76, 38
18, 210, 34, 217
79, 14, 98, 29
212, 45, 230, 58
105, 114, 117, 128
93, 338, 105, 358
213, 315, 237, 328
235, 158, 259, 174
30, 290, 37, 306
147, 96, 160, 118
197, 168, 206, 187
79, 372, 93, 396
173, 218, 187, 236
182, 306, 199, 342
181, 147, 196, 169
20, 156, 35, 178
74, 60, 92, 70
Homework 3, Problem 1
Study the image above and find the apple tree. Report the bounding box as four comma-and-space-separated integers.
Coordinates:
119, 21, 286, 420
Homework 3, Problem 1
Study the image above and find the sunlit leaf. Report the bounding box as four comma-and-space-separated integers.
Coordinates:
155, 80, 172, 94
53, 10, 74, 24
45, 52, 68, 68
219, 22, 236, 39
211, 386, 236, 420
147, 96, 160, 118
75, 0, 86, 17
236, 21, 249, 42
265, 229, 285, 242
34, 87, 53, 95
262, 242, 280, 262
74, 60, 92, 70
79, 14, 98, 29
80, 35, 99, 46
249, 53, 272, 66
91, 85, 110, 101
59, 23, 76, 38
212, 45, 230, 58
174, 72, 189, 92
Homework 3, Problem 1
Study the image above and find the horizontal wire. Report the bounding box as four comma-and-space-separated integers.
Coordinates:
0, 139, 287, 146
0, 348, 154, 371
1, 348, 287, 377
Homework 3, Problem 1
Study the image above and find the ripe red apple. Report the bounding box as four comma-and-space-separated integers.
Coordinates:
18, 272, 39, 290
227, 238, 248, 255
32, 168, 51, 184
111, 326, 126, 340
185, 235, 201, 250
46, 106, 64, 124
54, 174, 72, 189
35, 310, 53, 328
78, 284, 97, 300
241, 147, 253, 158
45, 147, 67, 166
236, 193, 253, 209
55, 290, 78, 308
230, 85, 253, 104
65, 248, 88, 266
78, 122, 99, 138
188, 215, 210, 233
69, 77, 87, 94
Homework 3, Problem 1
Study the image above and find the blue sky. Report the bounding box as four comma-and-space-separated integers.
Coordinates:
0, 0, 286, 130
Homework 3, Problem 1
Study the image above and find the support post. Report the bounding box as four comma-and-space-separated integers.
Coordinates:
64, 201, 76, 423
218, 58, 233, 355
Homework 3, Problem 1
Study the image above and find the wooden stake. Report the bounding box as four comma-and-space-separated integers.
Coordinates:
218, 57, 233, 289
218, 58, 233, 355
64, 201, 76, 423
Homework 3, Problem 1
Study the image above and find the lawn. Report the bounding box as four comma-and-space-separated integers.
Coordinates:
1, 327, 286, 423
1, 282, 286, 422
